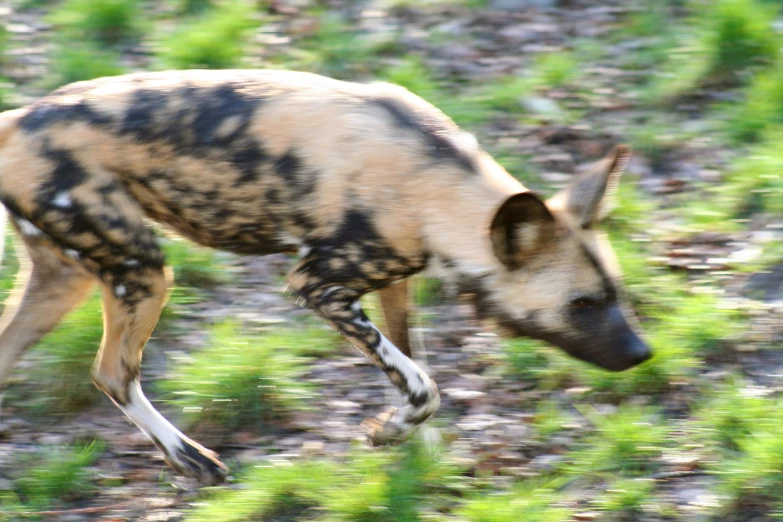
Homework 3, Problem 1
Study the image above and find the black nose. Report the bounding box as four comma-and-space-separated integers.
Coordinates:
631, 341, 652, 365
599, 331, 651, 372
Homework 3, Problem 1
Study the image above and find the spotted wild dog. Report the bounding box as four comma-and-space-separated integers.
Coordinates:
0, 69, 650, 484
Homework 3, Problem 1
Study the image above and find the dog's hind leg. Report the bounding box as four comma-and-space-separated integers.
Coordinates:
93, 266, 227, 485
0, 234, 94, 387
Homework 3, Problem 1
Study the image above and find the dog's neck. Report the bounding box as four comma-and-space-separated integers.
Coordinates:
418, 151, 526, 284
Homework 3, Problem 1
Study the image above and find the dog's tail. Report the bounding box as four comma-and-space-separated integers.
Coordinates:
0, 109, 25, 266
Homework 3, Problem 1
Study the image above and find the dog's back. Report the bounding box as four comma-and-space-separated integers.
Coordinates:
1, 70, 489, 260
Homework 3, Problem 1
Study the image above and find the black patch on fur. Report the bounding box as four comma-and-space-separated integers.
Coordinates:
231, 139, 268, 185
20, 99, 112, 133
373, 97, 475, 173
120, 89, 173, 142
275, 151, 300, 179
172, 439, 228, 484
120, 84, 262, 156
192, 84, 255, 146
301, 210, 427, 294
150, 435, 170, 458
39, 144, 88, 195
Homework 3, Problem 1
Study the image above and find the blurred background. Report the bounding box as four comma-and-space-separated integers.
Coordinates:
0, 0, 782, 520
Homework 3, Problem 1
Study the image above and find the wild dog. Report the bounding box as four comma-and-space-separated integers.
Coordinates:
0, 69, 650, 485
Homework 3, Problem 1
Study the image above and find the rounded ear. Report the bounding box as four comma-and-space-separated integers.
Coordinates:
490, 192, 555, 270
552, 144, 632, 228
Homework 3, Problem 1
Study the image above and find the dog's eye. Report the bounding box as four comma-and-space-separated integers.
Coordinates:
571, 297, 597, 309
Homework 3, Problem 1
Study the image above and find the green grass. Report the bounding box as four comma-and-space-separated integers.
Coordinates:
4, 442, 103, 512
159, 321, 339, 436
0, 228, 21, 307
694, 379, 781, 452
173, 0, 213, 15
48, 0, 145, 46
698, 0, 779, 85
591, 477, 654, 518
48, 42, 125, 87
721, 126, 783, 215
184, 440, 461, 522
727, 62, 783, 142
161, 236, 229, 301
564, 405, 668, 477
382, 58, 490, 127
275, 13, 386, 79
534, 52, 579, 89
455, 481, 572, 522
713, 426, 783, 515
653, 0, 779, 97
157, 0, 258, 69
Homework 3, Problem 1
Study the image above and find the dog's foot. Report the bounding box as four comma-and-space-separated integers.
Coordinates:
360, 407, 408, 446
164, 436, 229, 486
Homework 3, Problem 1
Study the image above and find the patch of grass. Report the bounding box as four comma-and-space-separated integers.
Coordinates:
694, 379, 780, 452
649, 292, 746, 357
173, 0, 213, 15
721, 127, 783, 215
654, 0, 778, 97
626, 118, 688, 172
381, 57, 440, 98
158, 236, 232, 327
674, 193, 740, 232
12, 442, 103, 510
455, 480, 572, 522
413, 276, 445, 307
607, 182, 656, 234
479, 76, 537, 112
565, 405, 668, 477
532, 400, 572, 439
49, 0, 144, 46
161, 236, 229, 295
159, 321, 338, 435
48, 42, 124, 88
157, 0, 258, 69
0, 227, 21, 307
534, 52, 579, 89
622, 1, 675, 39
726, 62, 783, 142
381, 57, 489, 128
713, 426, 783, 515
281, 13, 381, 79
184, 440, 461, 521
592, 478, 654, 518
502, 338, 553, 384
699, 0, 779, 85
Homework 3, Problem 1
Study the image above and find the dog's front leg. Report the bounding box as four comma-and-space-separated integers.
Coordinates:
288, 268, 439, 444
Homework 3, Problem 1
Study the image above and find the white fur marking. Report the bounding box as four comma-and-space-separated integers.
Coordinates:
123, 259, 140, 267
17, 219, 41, 237
115, 285, 127, 297
377, 334, 430, 399
64, 249, 80, 259
120, 381, 185, 455
52, 191, 73, 208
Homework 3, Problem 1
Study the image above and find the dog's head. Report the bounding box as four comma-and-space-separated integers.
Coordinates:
477, 146, 650, 371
